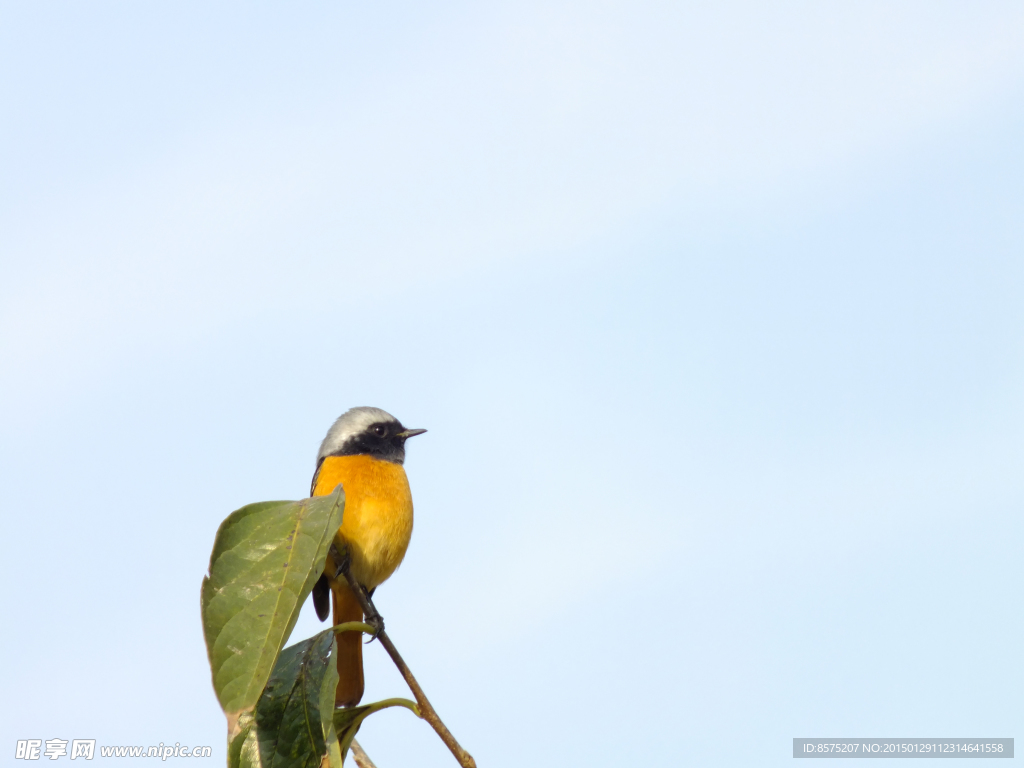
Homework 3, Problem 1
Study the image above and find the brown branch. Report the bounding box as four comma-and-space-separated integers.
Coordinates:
332, 546, 477, 768
349, 739, 377, 768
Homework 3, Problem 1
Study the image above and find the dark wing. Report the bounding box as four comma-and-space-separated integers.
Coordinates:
312, 573, 331, 622
310, 457, 333, 622
310, 457, 325, 497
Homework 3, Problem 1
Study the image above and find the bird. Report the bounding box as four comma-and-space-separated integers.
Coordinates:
309, 406, 426, 707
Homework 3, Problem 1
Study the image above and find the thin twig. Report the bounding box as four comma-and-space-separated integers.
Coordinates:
332, 546, 477, 768
349, 739, 377, 768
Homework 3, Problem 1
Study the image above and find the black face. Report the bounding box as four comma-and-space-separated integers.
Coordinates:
333, 420, 414, 464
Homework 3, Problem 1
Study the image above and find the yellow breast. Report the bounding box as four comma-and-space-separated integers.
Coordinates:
312, 454, 414, 590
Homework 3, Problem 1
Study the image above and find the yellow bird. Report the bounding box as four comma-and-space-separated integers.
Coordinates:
309, 407, 426, 707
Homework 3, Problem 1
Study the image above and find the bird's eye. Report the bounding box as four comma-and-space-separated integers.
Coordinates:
373, 426, 387, 438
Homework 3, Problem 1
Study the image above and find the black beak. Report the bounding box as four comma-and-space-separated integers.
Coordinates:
396, 428, 427, 439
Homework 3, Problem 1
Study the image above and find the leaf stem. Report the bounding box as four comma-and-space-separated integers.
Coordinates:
337, 698, 421, 758
330, 621, 378, 636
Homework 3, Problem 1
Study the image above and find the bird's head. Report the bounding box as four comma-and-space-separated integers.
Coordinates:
317, 406, 426, 466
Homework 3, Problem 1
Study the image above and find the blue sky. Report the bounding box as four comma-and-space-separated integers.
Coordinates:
1, 2, 1022, 766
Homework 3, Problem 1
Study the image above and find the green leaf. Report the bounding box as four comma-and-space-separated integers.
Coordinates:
227, 630, 342, 768
227, 712, 257, 768
333, 698, 421, 763
319, 636, 343, 768
202, 487, 345, 737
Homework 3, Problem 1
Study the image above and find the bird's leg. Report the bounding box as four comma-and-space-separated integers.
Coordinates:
330, 544, 385, 639
358, 591, 385, 640
329, 544, 351, 582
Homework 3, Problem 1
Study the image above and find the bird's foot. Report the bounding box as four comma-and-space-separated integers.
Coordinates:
363, 599, 385, 641
330, 545, 351, 582
329, 543, 385, 640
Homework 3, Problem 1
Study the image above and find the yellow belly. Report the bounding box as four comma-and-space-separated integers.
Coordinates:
313, 454, 414, 590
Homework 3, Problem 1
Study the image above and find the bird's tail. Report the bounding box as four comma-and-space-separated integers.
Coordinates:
332, 582, 365, 707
